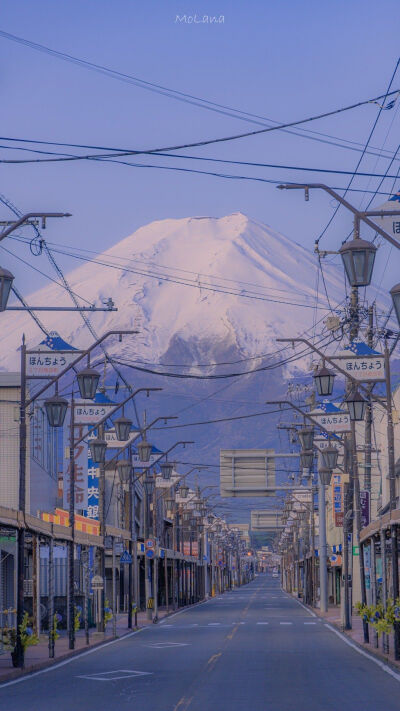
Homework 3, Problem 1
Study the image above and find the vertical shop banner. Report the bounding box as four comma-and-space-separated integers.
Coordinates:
63, 425, 88, 510
332, 474, 343, 526
360, 490, 370, 528
85, 432, 100, 520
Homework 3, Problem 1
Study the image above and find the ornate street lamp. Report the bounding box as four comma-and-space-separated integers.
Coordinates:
144, 473, 155, 497
114, 415, 132, 442
76, 366, 100, 400
321, 445, 339, 470
314, 364, 336, 397
89, 438, 107, 464
298, 427, 314, 450
164, 495, 175, 508
390, 283, 400, 327
44, 394, 68, 428
117, 459, 132, 483
0, 267, 14, 311
137, 438, 152, 463
207, 515, 214, 524
339, 237, 376, 287
345, 388, 367, 421
300, 450, 314, 469
319, 467, 333, 486
179, 484, 189, 499
160, 461, 173, 480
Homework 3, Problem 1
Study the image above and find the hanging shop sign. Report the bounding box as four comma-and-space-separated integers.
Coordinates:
310, 403, 351, 433
26, 332, 81, 378
74, 401, 116, 425
369, 193, 400, 237
360, 490, 370, 529
104, 428, 139, 448
331, 341, 385, 382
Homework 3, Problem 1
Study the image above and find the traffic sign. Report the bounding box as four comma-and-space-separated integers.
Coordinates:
120, 550, 133, 564
146, 549, 155, 559
145, 539, 155, 549
91, 575, 104, 590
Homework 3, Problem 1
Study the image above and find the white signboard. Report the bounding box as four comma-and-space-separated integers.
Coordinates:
26, 350, 80, 378
331, 355, 385, 382
156, 475, 180, 488
369, 196, 400, 238
74, 401, 116, 425
132, 453, 161, 468
104, 428, 139, 448
311, 410, 350, 433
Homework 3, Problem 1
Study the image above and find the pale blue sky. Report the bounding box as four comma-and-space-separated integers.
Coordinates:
1, 0, 400, 295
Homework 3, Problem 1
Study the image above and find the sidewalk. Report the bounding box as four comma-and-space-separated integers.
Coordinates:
311, 603, 400, 671
0, 607, 172, 683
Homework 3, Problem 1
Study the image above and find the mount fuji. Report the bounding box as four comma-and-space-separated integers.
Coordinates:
0, 213, 355, 521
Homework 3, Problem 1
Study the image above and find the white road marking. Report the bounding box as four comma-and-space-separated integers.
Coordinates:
324, 624, 400, 684
77, 670, 152, 682
280, 622, 293, 625
147, 642, 189, 649
304, 622, 317, 625
257, 622, 269, 625
208, 622, 221, 626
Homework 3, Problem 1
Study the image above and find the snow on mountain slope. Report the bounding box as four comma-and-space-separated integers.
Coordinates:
0, 213, 347, 370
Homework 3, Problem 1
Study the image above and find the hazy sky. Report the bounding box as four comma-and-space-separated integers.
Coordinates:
1, 0, 400, 296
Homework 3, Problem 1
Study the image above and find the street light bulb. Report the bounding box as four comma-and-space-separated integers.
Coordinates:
344, 388, 367, 421
339, 237, 376, 287
314, 365, 336, 397
44, 395, 68, 428
76, 367, 100, 400
114, 415, 132, 442
89, 438, 107, 464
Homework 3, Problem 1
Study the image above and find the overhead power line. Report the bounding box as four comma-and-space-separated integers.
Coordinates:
1, 29, 400, 163
0, 87, 398, 165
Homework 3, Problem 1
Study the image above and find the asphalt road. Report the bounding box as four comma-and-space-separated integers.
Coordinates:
1, 574, 400, 711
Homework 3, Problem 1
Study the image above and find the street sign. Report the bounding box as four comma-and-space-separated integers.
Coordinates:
353, 545, 360, 556
74, 401, 116, 425
120, 550, 133, 564
332, 341, 385, 382
91, 575, 104, 589
26, 350, 81, 378
145, 539, 155, 549
104, 428, 139, 449
369, 193, 400, 237
310, 403, 351, 433
146, 549, 155, 559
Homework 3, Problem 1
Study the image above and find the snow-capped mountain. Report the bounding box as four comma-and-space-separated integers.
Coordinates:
0, 212, 385, 523
0, 213, 346, 370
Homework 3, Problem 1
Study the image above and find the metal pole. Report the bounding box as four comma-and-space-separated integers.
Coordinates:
380, 528, 389, 654
97, 422, 105, 633
153, 485, 159, 622
68, 394, 75, 650
48, 536, 55, 658
144, 485, 152, 620
112, 537, 117, 638
364, 306, 374, 492
128, 460, 133, 630
343, 481, 351, 630
318, 475, 328, 614
15, 335, 27, 667
384, 339, 400, 658
83, 547, 90, 645
351, 418, 369, 643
